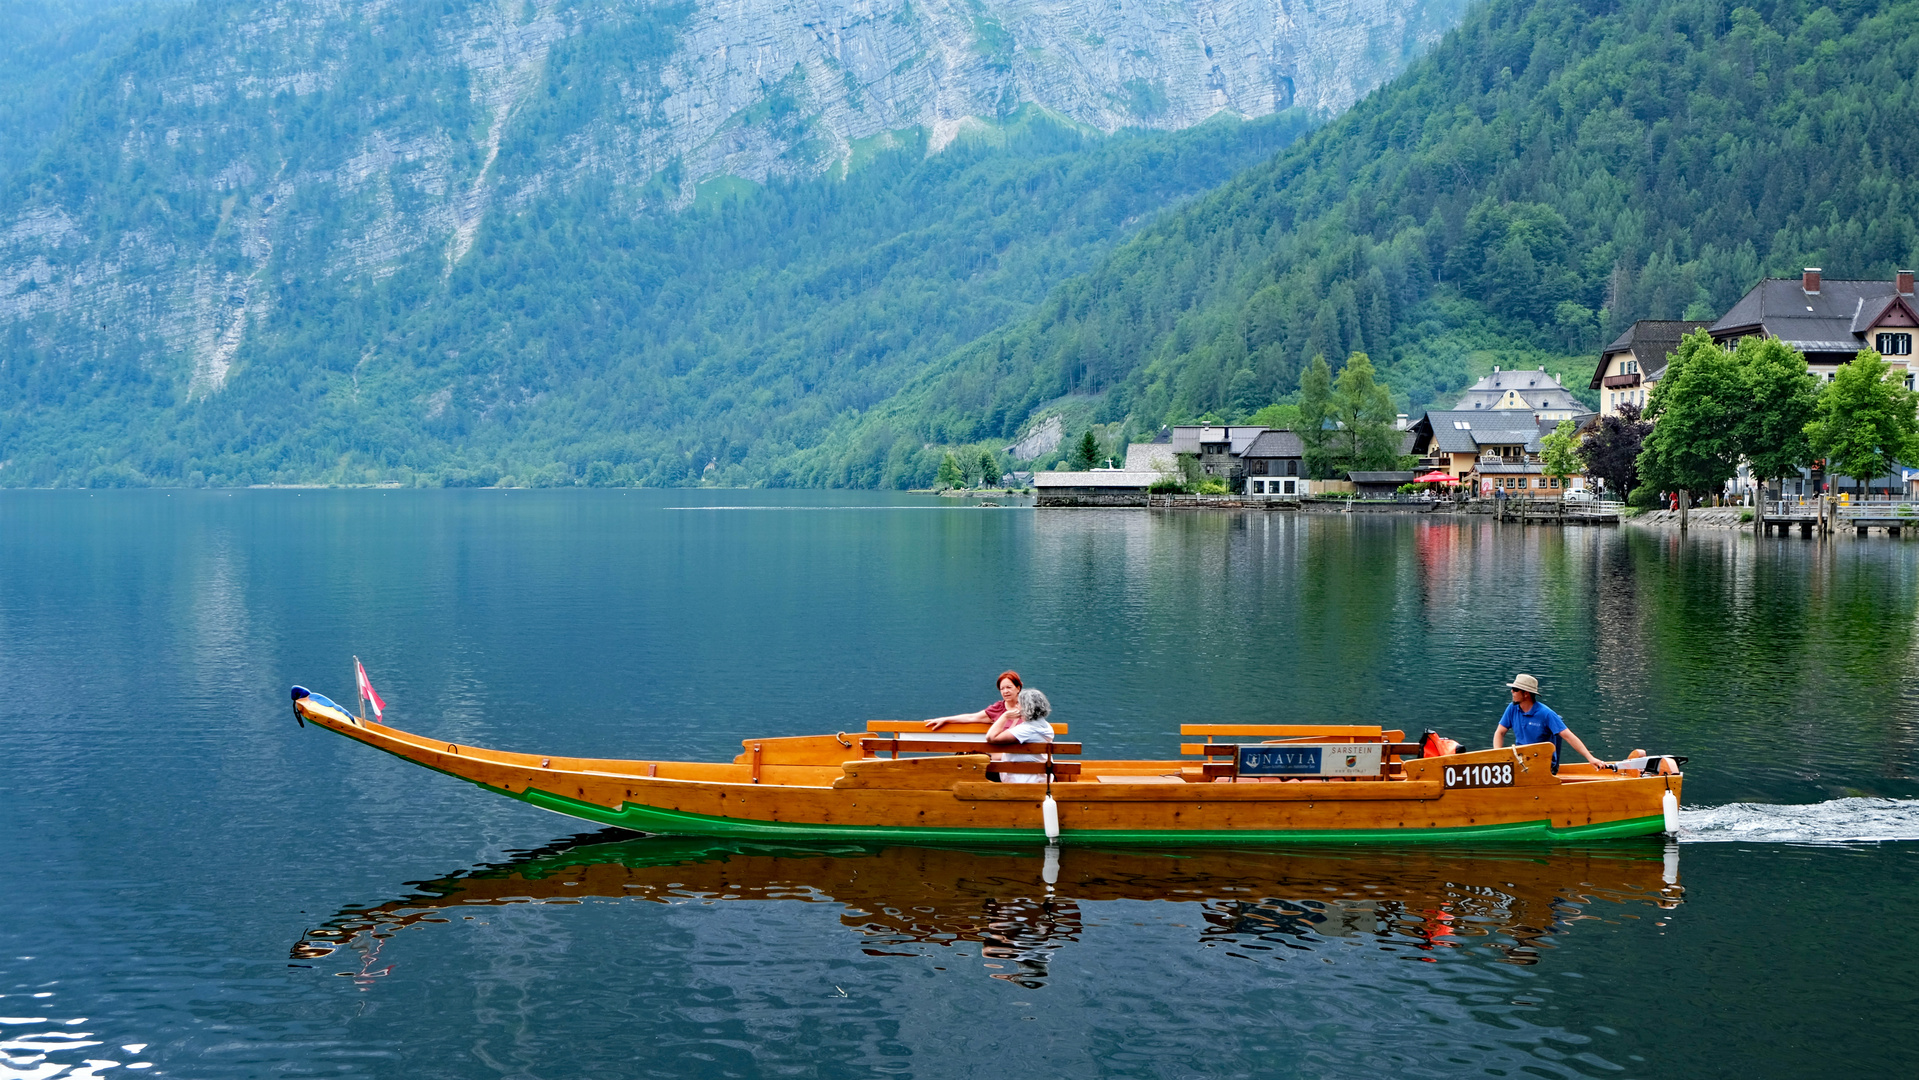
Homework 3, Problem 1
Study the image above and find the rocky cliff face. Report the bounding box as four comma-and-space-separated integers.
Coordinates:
0, 0, 1465, 451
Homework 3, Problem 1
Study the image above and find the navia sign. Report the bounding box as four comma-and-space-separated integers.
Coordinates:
1237, 743, 1382, 777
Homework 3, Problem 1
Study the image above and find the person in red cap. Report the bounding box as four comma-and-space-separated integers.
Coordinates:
1492, 673, 1610, 772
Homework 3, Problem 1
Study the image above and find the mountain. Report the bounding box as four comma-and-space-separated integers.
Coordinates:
0, 0, 1467, 487
809, 0, 1919, 481
0, 1, 185, 183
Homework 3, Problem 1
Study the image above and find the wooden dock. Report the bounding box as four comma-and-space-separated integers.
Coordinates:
1758, 499, 1917, 536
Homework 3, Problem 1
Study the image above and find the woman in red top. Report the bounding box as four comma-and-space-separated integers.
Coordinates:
923, 671, 1022, 731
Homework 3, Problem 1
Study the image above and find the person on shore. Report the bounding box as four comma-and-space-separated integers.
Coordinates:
924, 671, 1023, 731
989, 688, 1056, 784
1491, 674, 1609, 773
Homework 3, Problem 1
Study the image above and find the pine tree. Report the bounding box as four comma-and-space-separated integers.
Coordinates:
1074, 431, 1101, 470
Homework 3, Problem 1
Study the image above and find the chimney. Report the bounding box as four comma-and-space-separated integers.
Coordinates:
1803, 268, 1822, 294
1899, 270, 1913, 296
1492, 365, 1500, 373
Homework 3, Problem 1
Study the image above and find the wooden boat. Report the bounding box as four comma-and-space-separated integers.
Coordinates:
294, 836, 1685, 975
290, 686, 1683, 843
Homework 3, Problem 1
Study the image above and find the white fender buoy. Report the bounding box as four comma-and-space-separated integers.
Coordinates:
1042, 843, 1060, 885
1662, 843, 1680, 886
1041, 794, 1060, 840
1662, 789, 1680, 835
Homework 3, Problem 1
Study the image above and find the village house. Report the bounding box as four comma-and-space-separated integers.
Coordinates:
1710, 269, 1919, 389
1588, 320, 1708, 418
1238, 430, 1306, 498
1408, 411, 1591, 498
1450, 367, 1586, 421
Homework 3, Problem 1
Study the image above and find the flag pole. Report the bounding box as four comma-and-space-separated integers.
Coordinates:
354, 654, 365, 725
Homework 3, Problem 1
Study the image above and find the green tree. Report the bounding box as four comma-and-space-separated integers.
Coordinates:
1638, 330, 1743, 527
1073, 430, 1101, 470
1329, 352, 1399, 475
1733, 335, 1820, 527
1297, 354, 1336, 479
976, 448, 1000, 486
1540, 420, 1581, 485
1247, 402, 1302, 430
1806, 350, 1919, 495
936, 452, 964, 489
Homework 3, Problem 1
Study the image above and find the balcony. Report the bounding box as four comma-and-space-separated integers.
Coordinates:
1603, 372, 1642, 388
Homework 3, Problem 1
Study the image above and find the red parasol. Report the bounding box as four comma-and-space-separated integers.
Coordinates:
1413, 470, 1456, 484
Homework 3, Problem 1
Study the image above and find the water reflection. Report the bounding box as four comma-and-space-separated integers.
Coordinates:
296, 835, 1685, 989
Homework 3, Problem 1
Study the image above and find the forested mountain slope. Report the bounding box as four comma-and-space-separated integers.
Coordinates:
0, 0, 1467, 487
808, 0, 1919, 482
0, 1, 184, 184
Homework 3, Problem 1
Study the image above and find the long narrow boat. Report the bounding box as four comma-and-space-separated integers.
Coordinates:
290, 686, 1682, 843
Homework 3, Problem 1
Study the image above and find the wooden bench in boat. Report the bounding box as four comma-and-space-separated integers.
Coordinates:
860, 720, 1081, 781
1178, 724, 1418, 782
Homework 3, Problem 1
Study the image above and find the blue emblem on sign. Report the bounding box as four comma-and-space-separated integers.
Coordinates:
1238, 745, 1323, 776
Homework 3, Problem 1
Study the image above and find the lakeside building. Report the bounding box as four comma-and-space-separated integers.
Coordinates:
1449, 367, 1585, 420
1408, 411, 1593, 498
1710, 269, 1919, 389
1588, 320, 1708, 418
1239, 430, 1306, 498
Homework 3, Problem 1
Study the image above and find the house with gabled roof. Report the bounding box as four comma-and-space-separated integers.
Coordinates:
1450, 367, 1585, 421
1408, 411, 1590, 498
1709, 269, 1919, 389
1239, 429, 1306, 498
1589, 320, 1709, 418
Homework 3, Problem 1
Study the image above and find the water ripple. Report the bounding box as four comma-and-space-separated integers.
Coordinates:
1680, 797, 1919, 843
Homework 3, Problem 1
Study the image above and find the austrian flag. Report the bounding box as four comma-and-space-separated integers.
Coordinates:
355, 658, 387, 721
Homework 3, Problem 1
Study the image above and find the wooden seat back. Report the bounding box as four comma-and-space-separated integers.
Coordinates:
1178, 724, 1385, 756
859, 731, 1082, 781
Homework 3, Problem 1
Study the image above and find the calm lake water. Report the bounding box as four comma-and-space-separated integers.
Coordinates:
2, 490, 1916, 1079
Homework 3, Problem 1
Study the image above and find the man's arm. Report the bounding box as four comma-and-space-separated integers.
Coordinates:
1491, 725, 1506, 749
1559, 727, 1608, 767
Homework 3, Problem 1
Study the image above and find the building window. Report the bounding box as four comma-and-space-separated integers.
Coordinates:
1625, 360, 1639, 374
1253, 481, 1265, 494
1877, 332, 1913, 355
1285, 460, 1299, 477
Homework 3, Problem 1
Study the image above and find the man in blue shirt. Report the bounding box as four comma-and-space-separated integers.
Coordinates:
1492, 674, 1610, 771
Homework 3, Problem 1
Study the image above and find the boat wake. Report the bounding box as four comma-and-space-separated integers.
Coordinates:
1679, 797, 1919, 844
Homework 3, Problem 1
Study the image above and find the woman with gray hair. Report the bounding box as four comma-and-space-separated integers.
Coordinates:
986, 688, 1055, 783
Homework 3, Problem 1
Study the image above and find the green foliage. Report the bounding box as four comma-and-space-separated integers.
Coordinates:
1639, 331, 1745, 495
1807, 350, 1919, 486
936, 453, 964, 489
1328, 352, 1399, 476
1072, 430, 1101, 470
1626, 485, 1660, 510
976, 448, 999, 486
1193, 476, 1229, 495
1540, 420, 1581, 480
1246, 402, 1302, 430
1736, 336, 1822, 485
1297, 355, 1336, 479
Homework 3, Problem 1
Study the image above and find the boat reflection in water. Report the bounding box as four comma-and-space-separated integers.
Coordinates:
295, 836, 1685, 988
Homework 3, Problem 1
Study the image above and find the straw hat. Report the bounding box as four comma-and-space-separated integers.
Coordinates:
1507, 673, 1541, 695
